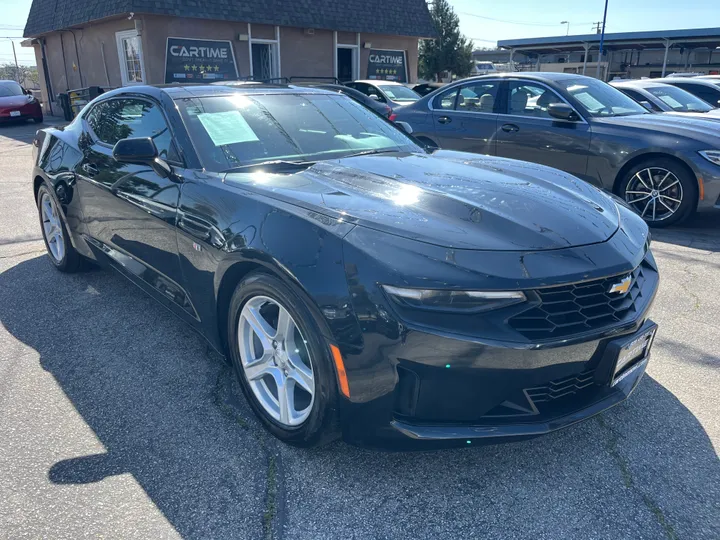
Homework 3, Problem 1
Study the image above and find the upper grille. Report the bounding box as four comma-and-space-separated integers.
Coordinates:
508, 263, 649, 341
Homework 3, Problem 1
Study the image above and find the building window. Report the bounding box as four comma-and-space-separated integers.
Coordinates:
115, 30, 146, 85
249, 25, 281, 81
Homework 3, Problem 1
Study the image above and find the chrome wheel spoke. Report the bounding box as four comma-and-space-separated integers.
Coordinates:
275, 306, 294, 342
641, 199, 652, 218
656, 171, 671, 189
652, 199, 657, 221
243, 305, 274, 350
659, 179, 679, 192
287, 361, 314, 394
635, 171, 652, 190
658, 198, 675, 213
243, 350, 275, 381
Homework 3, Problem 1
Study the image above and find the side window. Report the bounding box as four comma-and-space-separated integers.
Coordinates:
456, 81, 500, 113
621, 89, 661, 111
698, 88, 720, 106
85, 99, 181, 163
507, 82, 564, 118
433, 88, 458, 110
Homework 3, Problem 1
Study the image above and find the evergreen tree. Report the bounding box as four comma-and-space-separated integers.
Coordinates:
419, 0, 475, 81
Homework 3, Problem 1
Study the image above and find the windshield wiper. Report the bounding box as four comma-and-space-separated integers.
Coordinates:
221, 160, 316, 173
343, 149, 401, 158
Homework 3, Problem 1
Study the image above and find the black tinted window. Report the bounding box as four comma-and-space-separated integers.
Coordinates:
85, 99, 180, 162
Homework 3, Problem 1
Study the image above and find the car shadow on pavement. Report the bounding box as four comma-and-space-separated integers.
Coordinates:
1, 255, 718, 539
651, 212, 720, 252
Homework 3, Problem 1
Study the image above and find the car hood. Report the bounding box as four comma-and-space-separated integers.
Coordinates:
224, 150, 620, 251
665, 109, 720, 121
595, 112, 720, 140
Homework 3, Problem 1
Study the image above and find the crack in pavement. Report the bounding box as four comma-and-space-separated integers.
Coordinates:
596, 415, 679, 540
209, 349, 285, 540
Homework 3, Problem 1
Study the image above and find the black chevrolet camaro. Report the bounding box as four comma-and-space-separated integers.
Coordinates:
32, 84, 658, 448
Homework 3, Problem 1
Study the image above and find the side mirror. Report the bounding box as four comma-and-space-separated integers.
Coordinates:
369, 94, 382, 101
548, 103, 580, 121
395, 121, 413, 135
113, 137, 171, 178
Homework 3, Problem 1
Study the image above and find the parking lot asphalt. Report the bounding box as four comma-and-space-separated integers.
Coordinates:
0, 120, 718, 540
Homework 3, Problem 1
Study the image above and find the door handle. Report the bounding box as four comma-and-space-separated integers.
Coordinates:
81, 163, 99, 177
437, 116, 452, 124
502, 124, 519, 133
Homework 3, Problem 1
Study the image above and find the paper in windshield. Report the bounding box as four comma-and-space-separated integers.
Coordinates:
197, 111, 259, 146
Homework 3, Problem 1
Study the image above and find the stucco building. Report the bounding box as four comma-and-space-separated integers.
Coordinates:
22, 0, 434, 114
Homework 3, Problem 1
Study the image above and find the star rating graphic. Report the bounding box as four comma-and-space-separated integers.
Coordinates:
183, 63, 222, 75
377, 68, 398, 75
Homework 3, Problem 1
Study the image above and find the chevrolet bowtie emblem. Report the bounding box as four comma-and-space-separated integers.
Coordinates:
609, 275, 632, 295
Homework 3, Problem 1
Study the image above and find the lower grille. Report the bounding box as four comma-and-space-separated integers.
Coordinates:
525, 370, 595, 404
508, 263, 650, 341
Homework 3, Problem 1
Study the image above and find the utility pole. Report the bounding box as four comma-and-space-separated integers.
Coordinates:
592, 22, 602, 34
11, 40, 21, 84
595, 0, 609, 80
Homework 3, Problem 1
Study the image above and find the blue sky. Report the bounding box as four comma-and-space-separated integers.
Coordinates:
2, 0, 720, 67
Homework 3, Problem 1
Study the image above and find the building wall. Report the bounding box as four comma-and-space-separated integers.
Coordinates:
34, 16, 136, 110
279, 27, 334, 79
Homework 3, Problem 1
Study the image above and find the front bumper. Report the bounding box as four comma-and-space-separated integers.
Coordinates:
342, 319, 657, 449
690, 155, 720, 211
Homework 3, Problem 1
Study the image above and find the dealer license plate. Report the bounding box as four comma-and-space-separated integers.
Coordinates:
614, 327, 656, 379
10, 111, 21, 117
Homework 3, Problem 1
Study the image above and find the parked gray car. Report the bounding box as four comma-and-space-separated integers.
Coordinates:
660, 78, 720, 108
611, 79, 720, 120
394, 72, 720, 226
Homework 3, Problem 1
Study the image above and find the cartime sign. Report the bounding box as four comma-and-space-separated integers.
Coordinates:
165, 37, 239, 83
367, 49, 407, 82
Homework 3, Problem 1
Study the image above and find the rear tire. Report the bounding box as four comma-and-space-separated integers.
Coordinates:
33, 115, 44, 124
227, 272, 340, 447
618, 158, 697, 227
37, 184, 82, 272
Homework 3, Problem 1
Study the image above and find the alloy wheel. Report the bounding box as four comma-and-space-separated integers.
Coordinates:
40, 192, 65, 262
237, 295, 315, 427
624, 167, 683, 222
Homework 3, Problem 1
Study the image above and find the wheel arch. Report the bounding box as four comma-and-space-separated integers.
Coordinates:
214, 254, 336, 358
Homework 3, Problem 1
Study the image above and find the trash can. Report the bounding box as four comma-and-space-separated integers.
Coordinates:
57, 92, 73, 121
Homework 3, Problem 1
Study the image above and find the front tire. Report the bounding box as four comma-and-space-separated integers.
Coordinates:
227, 272, 340, 447
618, 158, 697, 227
37, 184, 82, 272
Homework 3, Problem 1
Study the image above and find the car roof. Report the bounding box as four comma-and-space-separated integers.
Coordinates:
98, 83, 337, 101
352, 80, 404, 85
661, 78, 720, 87
476, 71, 589, 81
611, 80, 667, 89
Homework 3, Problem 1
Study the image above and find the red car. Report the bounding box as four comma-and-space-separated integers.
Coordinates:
0, 80, 43, 124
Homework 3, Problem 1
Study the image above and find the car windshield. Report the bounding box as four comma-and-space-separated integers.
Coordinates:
377, 85, 419, 102
0, 81, 23, 97
176, 93, 419, 171
558, 78, 648, 117
645, 85, 713, 112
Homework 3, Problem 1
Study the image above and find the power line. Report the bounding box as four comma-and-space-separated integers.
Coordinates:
460, 12, 594, 27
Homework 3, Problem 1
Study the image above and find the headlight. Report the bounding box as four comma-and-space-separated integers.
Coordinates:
699, 150, 720, 166
382, 285, 526, 313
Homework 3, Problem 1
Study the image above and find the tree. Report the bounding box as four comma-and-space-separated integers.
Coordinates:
0, 63, 39, 88
419, 0, 475, 81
